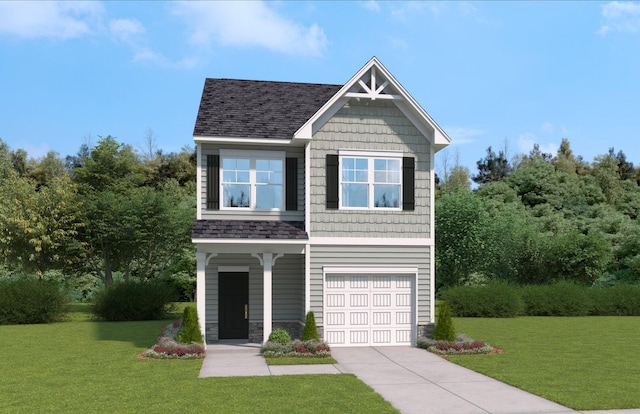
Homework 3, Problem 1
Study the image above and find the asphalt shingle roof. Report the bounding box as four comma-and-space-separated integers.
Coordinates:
192, 220, 308, 240
193, 79, 342, 139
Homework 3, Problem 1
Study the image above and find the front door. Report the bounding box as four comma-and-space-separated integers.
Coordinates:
219, 272, 249, 339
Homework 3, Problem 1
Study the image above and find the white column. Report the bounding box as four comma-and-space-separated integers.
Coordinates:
263, 252, 273, 343
196, 251, 207, 341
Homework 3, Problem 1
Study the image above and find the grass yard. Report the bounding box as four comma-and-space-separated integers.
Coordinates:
450, 316, 640, 410
0, 304, 396, 414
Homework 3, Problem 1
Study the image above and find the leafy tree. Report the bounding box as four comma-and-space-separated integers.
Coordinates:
0, 173, 85, 274
439, 165, 471, 195
435, 192, 488, 287
73, 135, 142, 193
473, 146, 511, 184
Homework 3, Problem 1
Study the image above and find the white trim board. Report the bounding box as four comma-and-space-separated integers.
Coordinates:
311, 237, 432, 246
218, 266, 250, 273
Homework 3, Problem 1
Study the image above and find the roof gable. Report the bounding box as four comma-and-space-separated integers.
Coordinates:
294, 57, 451, 151
193, 79, 341, 139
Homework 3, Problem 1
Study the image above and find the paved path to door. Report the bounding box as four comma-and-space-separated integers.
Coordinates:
199, 343, 640, 414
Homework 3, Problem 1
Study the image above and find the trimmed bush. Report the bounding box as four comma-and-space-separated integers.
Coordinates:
0, 278, 70, 324
591, 284, 640, 316
92, 280, 178, 321
268, 328, 291, 345
177, 306, 203, 344
442, 280, 524, 317
433, 302, 456, 341
521, 281, 591, 316
301, 311, 319, 341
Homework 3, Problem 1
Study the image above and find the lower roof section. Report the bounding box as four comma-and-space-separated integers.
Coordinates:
192, 219, 308, 240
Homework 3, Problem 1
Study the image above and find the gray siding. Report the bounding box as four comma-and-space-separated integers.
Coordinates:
199, 143, 305, 222
309, 99, 431, 238
205, 253, 305, 324
309, 244, 431, 326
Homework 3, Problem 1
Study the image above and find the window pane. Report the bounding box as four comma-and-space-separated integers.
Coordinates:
342, 183, 368, 207
374, 184, 400, 208
237, 171, 250, 182
223, 184, 250, 207
373, 158, 401, 184
342, 157, 367, 183
256, 185, 283, 209
237, 159, 250, 170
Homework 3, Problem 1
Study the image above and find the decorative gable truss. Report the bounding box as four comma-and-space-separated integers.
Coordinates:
294, 57, 451, 152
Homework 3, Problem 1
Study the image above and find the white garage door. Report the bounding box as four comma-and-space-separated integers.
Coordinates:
324, 274, 414, 346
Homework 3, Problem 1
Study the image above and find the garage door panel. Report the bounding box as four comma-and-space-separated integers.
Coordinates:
350, 312, 368, 325
324, 274, 414, 346
326, 312, 345, 326
372, 330, 392, 344
350, 293, 368, 307
372, 311, 391, 325
350, 330, 369, 344
326, 294, 345, 307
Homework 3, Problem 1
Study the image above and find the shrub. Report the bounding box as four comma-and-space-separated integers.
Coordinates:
268, 328, 291, 345
177, 306, 203, 344
0, 278, 70, 324
301, 311, 319, 341
261, 339, 331, 358
433, 302, 456, 341
442, 280, 524, 317
92, 280, 178, 321
590, 284, 640, 316
521, 281, 591, 316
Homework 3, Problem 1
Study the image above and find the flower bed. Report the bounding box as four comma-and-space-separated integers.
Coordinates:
141, 319, 205, 360
417, 334, 496, 356
261, 339, 331, 358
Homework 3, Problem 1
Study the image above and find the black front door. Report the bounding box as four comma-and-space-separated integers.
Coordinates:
219, 272, 249, 339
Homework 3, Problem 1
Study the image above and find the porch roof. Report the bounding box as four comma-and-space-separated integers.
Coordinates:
191, 220, 308, 240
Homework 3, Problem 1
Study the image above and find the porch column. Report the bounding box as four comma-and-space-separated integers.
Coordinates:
196, 251, 206, 341
263, 253, 273, 343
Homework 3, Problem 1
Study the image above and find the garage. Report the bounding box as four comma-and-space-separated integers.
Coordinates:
323, 273, 415, 346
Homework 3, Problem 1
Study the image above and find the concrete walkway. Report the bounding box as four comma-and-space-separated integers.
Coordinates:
199, 343, 640, 414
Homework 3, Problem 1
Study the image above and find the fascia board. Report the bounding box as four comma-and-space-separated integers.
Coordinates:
194, 136, 302, 147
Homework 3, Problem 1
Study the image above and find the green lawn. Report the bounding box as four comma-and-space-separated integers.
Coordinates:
450, 316, 640, 410
0, 304, 396, 413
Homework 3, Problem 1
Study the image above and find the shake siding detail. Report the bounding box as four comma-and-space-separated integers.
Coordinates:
309, 99, 431, 238
198, 144, 305, 221
309, 244, 431, 325
205, 253, 305, 324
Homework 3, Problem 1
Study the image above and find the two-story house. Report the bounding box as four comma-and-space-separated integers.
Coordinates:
191, 57, 450, 347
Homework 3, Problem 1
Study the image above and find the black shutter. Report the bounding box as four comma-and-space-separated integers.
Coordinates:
326, 154, 339, 209
402, 156, 415, 211
286, 157, 298, 210
207, 154, 219, 210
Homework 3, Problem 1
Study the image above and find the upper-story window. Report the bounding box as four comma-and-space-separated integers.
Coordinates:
340, 151, 402, 209
220, 150, 284, 210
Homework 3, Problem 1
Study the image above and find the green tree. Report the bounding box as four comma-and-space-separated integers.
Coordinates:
0, 172, 85, 274
73, 135, 142, 193
473, 145, 511, 185
435, 192, 488, 287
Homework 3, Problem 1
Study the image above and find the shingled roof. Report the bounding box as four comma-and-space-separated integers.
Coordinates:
193, 79, 342, 139
192, 220, 308, 240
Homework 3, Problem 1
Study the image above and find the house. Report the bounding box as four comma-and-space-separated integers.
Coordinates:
191, 57, 451, 347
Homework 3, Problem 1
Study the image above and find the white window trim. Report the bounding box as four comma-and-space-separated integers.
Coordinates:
338, 150, 403, 210
219, 149, 285, 211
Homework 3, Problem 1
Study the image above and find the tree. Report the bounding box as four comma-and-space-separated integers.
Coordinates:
553, 138, 579, 176
439, 165, 471, 195
0, 172, 85, 274
73, 135, 142, 193
473, 146, 511, 184
435, 192, 488, 287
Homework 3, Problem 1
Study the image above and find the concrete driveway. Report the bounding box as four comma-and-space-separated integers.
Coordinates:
331, 346, 577, 414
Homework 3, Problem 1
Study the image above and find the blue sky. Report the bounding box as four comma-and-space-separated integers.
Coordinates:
1, 1, 640, 177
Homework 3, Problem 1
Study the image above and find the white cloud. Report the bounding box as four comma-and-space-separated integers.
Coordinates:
517, 133, 558, 155
362, 1, 381, 13
444, 127, 486, 145
172, 1, 327, 57
598, 1, 640, 34
0, 1, 104, 39
540, 122, 555, 134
